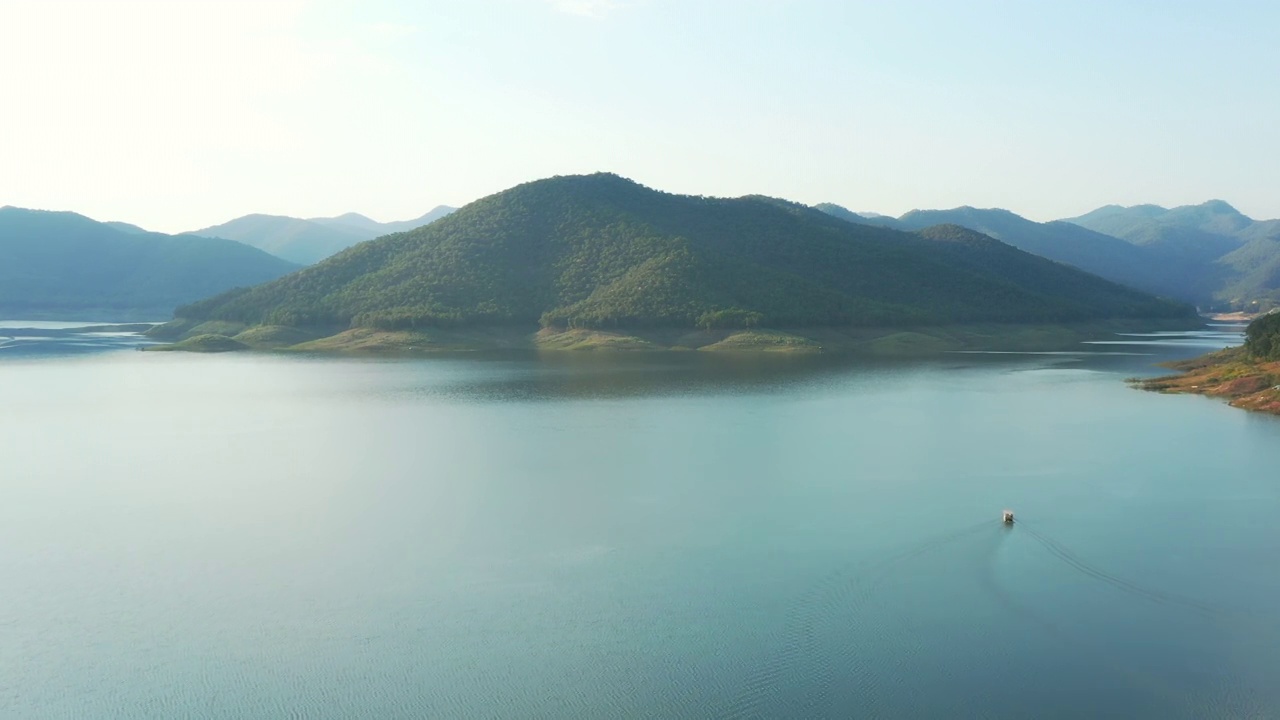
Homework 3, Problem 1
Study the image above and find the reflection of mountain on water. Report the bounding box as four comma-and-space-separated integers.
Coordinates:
406, 328, 1242, 403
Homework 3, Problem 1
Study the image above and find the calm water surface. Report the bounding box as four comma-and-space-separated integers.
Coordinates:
2, 322, 1277, 718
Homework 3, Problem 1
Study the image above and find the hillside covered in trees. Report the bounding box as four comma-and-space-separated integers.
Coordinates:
1245, 311, 1280, 361
0, 207, 298, 320
173, 174, 1192, 337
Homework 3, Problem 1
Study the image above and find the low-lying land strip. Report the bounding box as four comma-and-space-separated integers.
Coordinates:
1134, 312, 1280, 415
145, 318, 1199, 356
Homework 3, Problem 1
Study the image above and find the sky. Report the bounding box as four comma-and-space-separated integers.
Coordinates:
2, 0, 1278, 233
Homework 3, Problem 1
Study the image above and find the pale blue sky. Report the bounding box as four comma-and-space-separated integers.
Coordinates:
2, 0, 1277, 232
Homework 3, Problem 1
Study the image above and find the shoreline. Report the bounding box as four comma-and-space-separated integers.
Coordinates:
143, 317, 1205, 357
1133, 347, 1280, 415
1204, 311, 1260, 323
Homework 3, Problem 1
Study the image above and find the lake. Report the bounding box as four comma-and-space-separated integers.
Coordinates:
2, 322, 1277, 718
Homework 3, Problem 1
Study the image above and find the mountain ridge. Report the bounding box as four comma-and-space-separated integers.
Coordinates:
0, 206, 298, 320
190, 205, 456, 265
816, 199, 1280, 310
171, 173, 1192, 342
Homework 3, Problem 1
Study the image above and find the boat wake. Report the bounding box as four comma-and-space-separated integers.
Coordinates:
721, 516, 1266, 718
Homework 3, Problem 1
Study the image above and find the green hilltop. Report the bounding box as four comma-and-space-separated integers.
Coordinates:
169, 173, 1192, 348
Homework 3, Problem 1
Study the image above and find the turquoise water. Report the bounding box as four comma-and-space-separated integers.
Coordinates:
2, 324, 1278, 718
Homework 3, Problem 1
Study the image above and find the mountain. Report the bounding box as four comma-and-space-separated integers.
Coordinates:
174, 173, 1190, 334
1216, 223, 1280, 307
815, 200, 1280, 309
886, 206, 1178, 297
311, 206, 456, 236
192, 206, 456, 265
189, 214, 367, 266
0, 206, 298, 320
307, 212, 384, 235
103, 220, 149, 234
1067, 200, 1246, 271
1070, 200, 1253, 243
1066, 201, 1280, 308
811, 203, 901, 228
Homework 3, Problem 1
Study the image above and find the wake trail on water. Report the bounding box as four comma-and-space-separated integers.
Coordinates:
719, 519, 1222, 719
990, 520, 1280, 717
1016, 521, 1229, 619
974, 525, 1189, 714
718, 520, 992, 719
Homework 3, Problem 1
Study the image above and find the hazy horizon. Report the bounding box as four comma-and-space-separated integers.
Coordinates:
3, 0, 1278, 233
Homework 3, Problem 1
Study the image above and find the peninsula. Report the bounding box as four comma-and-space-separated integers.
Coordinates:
1136, 312, 1280, 414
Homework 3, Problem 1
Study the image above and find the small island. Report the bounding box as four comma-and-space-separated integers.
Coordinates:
1136, 312, 1280, 414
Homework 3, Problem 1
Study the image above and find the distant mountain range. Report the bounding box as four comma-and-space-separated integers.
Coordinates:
1065, 201, 1280, 308
10, 181, 1276, 328
0, 206, 298, 321
817, 200, 1280, 310
173, 173, 1190, 334
188, 206, 455, 265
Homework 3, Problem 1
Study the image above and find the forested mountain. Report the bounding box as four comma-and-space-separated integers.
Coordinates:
1066, 201, 1280, 308
175, 174, 1190, 332
0, 206, 298, 320
191, 206, 456, 265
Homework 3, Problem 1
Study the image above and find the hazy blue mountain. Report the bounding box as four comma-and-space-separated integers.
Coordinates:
189, 215, 369, 266
175, 173, 1190, 332
1065, 204, 1170, 238
103, 220, 149, 234
382, 206, 457, 233
812, 203, 903, 229
1067, 201, 1280, 308
817, 204, 1182, 300
898, 206, 1166, 287
1216, 223, 1280, 306
194, 206, 456, 265
0, 206, 298, 320
814, 200, 1280, 309
309, 212, 384, 234
1067, 201, 1248, 257
1073, 200, 1250, 238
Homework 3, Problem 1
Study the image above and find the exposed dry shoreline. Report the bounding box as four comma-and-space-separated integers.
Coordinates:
1205, 311, 1260, 322
144, 317, 1202, 357
1134, 347, 1280, 415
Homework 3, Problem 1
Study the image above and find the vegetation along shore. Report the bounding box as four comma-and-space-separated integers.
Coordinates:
1136, 312, 1280, 415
